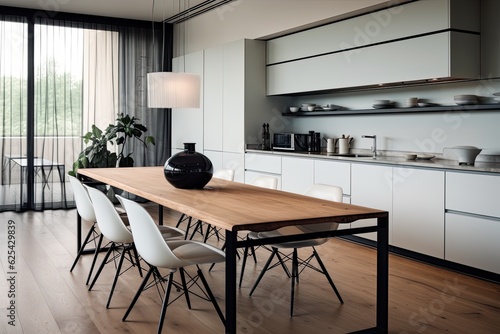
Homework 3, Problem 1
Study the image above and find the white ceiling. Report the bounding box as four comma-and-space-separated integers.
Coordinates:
0, 0, 211, 22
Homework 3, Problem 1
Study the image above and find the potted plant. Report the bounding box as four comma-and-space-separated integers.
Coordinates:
69, 113, 155, 177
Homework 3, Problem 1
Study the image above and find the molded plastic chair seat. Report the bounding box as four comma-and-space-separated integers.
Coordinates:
117, 195, 226, 334
248, 184, 344, 316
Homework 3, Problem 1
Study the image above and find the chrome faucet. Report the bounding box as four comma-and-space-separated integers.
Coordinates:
362, 135, 377, 159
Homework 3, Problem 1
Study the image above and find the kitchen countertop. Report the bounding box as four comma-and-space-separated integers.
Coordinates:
245, 148, 500, 174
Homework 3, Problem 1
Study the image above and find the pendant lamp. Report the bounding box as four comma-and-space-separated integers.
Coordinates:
147, 72, 200, 108
148, 0, 200, 109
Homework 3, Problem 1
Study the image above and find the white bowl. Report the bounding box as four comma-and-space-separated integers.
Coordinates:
307, 106, 316, 111
289, 107, 300, 112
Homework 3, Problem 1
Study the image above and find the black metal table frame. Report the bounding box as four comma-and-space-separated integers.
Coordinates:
225, 218, 389, 334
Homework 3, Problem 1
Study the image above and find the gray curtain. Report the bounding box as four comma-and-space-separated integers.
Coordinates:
118, 23, 173, 167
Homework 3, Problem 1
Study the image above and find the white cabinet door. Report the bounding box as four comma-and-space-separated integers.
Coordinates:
314, 159, 351, 195
281, 156, 314, 194
446, 212, 500, 274
351, 163, 393, 242
203, 45, 223, 151
446, 172, 500, 218
171, 51, 204, 151
222, 152, 245, 183
392, 168, 445, 258
223, 40, 245, 153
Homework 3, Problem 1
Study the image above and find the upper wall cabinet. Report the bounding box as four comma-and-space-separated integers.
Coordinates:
266, 0, 480, 95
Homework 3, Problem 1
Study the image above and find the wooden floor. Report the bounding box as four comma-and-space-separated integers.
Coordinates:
1, 203, 500, 334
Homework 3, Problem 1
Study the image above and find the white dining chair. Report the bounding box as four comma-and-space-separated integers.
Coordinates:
116, 195, 226, 334
248, 183, 344, 316
68, 175, 106, 285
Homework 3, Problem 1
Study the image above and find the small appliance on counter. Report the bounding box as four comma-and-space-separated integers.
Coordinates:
308, 131, 321, 153
273, 133, 310, 151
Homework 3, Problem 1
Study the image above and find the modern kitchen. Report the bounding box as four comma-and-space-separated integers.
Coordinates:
1, 0, 500, 333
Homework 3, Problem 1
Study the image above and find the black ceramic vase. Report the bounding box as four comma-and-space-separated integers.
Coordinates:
164, 143, 213, 189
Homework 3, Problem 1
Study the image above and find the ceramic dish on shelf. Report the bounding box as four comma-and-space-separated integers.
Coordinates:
289, 107, 300, 112
322, 104, 342, 111
372, 102, 395, 109
416, 154, 435, 160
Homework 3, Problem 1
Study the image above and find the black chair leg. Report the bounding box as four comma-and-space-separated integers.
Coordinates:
249, 248, 277, 296
123, 266, 154, 321
132, 244, 143, 277
70, 224, 97, 272
239, 244, 250, 288
197, 268, 225, 326
157, 271, 175, 334
290, 248, 299, 317
313, 248, 343, 304
89, 243, 115, 291
276, 251, 292, 278
86, 234, 104, 285
179, 268, 191, 309
106, 246, 128, 308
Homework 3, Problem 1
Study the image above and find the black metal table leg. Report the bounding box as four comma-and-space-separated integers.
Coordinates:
225, 230, 237, 334
377, 215, 389, 333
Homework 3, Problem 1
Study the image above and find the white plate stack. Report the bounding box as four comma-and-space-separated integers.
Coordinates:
372, 100, 395, 109
454, 94, 478, 106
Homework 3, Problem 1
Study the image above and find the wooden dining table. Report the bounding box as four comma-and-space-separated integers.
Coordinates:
77, 166, 389, 334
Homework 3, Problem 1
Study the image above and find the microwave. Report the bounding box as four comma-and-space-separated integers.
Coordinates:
273, 133, 309, 151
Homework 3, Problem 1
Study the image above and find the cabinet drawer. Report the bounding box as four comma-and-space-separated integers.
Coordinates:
245, 153, 281, 174
446, 172, 500, 218
445, 212, 500, 274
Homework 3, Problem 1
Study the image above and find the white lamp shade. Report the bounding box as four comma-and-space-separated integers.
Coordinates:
147, 72, 200, 108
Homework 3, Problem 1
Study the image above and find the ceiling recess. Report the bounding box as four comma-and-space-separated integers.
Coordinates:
165, 0, 236, 24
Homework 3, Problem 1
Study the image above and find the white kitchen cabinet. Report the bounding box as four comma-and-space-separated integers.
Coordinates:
445, 171, 500, 274
314, 159, 351, 229
204, 150, 245, 183
203, 39, 280, 181
203, 46, 223, 151
245, 153, 282, 175
268, 31, 479, 95
171, 50, 204, 151
222, 152, 245, 183
350, 163, 393, 242
314, 159, 351, 195
267, 0, 479, 65
281, 156, 314, 194
445, 212, 500, 274
392, 168, 445, 258
446, 172, 500, 218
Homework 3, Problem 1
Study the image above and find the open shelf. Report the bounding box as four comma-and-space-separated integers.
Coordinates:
282, 104, 500, 117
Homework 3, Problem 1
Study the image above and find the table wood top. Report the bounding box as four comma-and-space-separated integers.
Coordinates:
78, 167, 387, 232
